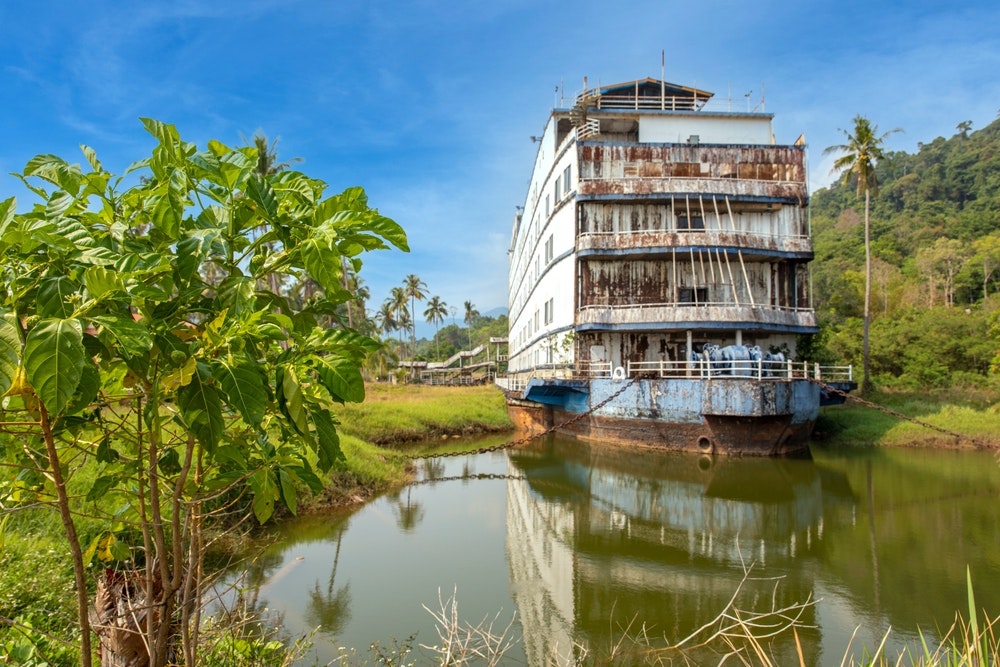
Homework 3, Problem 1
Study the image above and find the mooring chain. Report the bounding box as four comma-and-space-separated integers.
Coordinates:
809, 379, 993, 450
410, 473, 528, 486
411, 378, 639, 460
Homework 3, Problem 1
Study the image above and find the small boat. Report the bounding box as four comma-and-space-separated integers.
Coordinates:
497, 77, 854, 455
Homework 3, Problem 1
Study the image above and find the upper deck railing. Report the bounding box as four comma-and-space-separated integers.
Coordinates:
576, 229, 812, 255
576, 91, 762, 114
496, 360, 852, 394
575, 302, 817, 329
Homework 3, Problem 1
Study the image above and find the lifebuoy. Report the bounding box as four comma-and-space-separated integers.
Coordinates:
612, 366, 626, 381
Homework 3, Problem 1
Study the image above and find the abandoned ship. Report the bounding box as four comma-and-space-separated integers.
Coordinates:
497, 77, 854, 456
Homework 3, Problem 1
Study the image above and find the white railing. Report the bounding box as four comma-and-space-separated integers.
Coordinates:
578, 92, 743, 113
578, 301, 813, 313
812, 364, 853, 382
578, 228, 810, 243
496, 361, 852, 393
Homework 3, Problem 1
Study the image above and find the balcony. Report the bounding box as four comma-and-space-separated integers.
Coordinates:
576, 302, 817, 331
577, 229, 812, 256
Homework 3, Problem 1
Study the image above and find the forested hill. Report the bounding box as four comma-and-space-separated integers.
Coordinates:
806, 116, 1000, 389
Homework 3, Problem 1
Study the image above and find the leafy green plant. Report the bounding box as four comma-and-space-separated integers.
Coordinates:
0, 119, 406, 666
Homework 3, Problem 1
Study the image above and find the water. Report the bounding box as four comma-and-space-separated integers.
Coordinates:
226, 436, 1000, 665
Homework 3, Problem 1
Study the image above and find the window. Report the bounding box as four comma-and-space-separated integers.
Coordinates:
563, 165, 572, 193
554, 178, 561, 202
678, 287, 709, 305
545, 195, 550, 218
677, 213, 705, 232
544, 235, 553, 264
543, 297, 554, 325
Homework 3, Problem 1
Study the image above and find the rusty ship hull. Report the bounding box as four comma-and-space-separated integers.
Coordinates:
506, 375, 820, 456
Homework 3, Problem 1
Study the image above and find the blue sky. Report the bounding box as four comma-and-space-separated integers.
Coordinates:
2, 1, 999, 337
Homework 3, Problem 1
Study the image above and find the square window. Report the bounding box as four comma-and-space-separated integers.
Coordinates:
677, 213, 705, 232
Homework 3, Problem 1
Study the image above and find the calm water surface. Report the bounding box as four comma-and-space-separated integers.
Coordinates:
230, 436, 1000, 665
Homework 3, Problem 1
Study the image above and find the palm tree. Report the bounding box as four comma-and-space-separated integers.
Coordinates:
388, 287, 409, 356
374, 301, 398, 340
247, 130, 302, 176
396, 310, 413, 360
423, 295, 448, 360
463, 300, 479, 350
824, 116, 899, 394
403, 274, 428, 360
343, 271, 369, 329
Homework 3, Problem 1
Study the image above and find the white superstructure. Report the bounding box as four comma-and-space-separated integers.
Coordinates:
507, 78, 817, 382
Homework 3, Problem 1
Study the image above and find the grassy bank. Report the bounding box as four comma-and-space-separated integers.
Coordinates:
815, 387, 1000, 449
333, 383, 513, 445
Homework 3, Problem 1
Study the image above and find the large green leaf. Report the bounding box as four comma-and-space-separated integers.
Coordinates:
310, 328, 382, 355
83, 266, 125, 299
177, 363, 224, 452
46, 191, 75, 217
0, 197, 16, 240
23, 154, 82, 196
298, 235, 342, 295
245, 173, 278, 220
65, 358, 101, 415
37, 276, 77, 318
151, 191, 181, 239
0, 316, 21, 396
310, 354, 366, 404
276, 468, 298, 516
90, 315, 154, 358
249, 468, 277, 524
348, 213, 409, 253
311, 408, 344, 472
277, 365, 310, 436
212, 360, 268, 426
23, 318, 86, 416
217, 275, 256, 315
271, 171, 321, 205
176, 229, 220, 284
80, 144, 104, 173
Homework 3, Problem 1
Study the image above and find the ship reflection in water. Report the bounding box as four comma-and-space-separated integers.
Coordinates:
505, 436, 855, 665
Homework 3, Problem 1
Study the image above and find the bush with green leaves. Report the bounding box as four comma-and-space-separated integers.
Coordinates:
0, 119, 406, 666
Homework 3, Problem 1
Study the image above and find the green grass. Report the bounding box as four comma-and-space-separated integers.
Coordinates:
0, 508, 82, 665
334, 383, 513, 445
816, 387, 1000, 448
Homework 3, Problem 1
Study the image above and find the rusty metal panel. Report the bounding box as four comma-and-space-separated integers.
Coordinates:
578, 144, 807, 200
580, 258, 673, 306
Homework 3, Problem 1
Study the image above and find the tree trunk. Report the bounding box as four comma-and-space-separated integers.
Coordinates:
862, 190, 872, 395
39, 404, 94, 667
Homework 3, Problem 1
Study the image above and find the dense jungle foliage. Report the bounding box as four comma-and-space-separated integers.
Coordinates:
808, 116, 1000, 390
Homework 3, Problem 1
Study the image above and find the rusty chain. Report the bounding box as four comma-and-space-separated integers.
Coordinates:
809, 378, 994, 450
410, 473, 528, 486
409, 377, 638, 460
